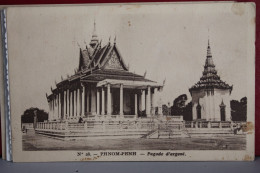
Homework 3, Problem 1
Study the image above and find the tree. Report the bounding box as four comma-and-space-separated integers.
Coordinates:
231, 97, 247, 121
171, 94, 188, 115
183, 101, 193, 121
21, 107, 48, 124
162, 104, 170, 115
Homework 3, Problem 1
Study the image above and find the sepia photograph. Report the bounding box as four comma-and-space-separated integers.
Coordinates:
5, 2, 255, 161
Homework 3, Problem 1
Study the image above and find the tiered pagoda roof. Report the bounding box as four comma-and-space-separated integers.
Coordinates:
189, 40, 233, 93
51, 22, 158, 94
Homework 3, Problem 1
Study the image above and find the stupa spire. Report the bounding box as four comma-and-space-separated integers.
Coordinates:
89, 19, 99, 48
204, 38, 215, 69
189, 38, 233, 93
207, 38, 212, 58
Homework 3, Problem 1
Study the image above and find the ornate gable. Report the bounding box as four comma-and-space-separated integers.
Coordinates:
104, 49, 124, 70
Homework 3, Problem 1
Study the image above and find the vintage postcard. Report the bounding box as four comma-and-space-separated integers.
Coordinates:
3, 2, 255, 162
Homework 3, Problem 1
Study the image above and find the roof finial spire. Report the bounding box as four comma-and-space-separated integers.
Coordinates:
89, 18, 99, 48
207, 30, 212, 58
207, 28, 210, 48
114, 35, 116, 45
94, 18, 96, 32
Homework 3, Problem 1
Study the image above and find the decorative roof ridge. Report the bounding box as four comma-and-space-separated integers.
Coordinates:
93, 41, 111, 68
93, 68, 144, 77
113, 44, 129, 71
100, 44, 115, 67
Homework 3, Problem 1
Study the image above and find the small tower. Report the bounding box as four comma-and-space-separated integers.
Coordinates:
189, 39, 233, 122
89, 20, 99, 48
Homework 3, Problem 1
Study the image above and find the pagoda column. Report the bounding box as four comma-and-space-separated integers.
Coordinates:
101, 87, 105, 115
57, 94, 59, 119
53, 97, 55, 119
71, 91, 73, 117
59, 93, 62, 119
57, 93, 60, 119
54, 95, 56, 119
138, 92, 142, 113
158, 87, 163, 116
49, 100, 51, 120
141, 90, 145, 111
97, 89, 100, 115
50, 99, 53, 120
208, 92, 212, 121
134, 93, 138, 117
70, 91, 72, 118
52, 100, 54, 120
210, 92, 215, 120
146, 86, 151, 117
82, 85, 85, 116
66, 89, 69, 118
60, 93, 62, 119
74, 90, 77, 117
56, 94, 59, 119
86, 87, 90, 115
205, 92, 210, 121
60, 92, 63, 119
107, 83, 111, 115
61, 92, 64, 119
151, 89, 155, 115
91, 87, 96, 115
120, 84, 123, 116
48, 102, 50, 120
77, 88, 80, 117
63, 90, 66, 119
154, 88, 158, 114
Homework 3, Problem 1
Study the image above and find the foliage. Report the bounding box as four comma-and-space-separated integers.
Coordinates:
231, 97, 247, 121
169, 93, 247, 122
171, 94, 188, 115
21, 107, 48, 123
162, 104, 170, 115
182, 101, 193, 121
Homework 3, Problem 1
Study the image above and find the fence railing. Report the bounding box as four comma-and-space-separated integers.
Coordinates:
36, 122, 67, 130
33, 120, 235, 131
184, 121, 232, 129
21, 123, 33, 129
35, 120, 156, 131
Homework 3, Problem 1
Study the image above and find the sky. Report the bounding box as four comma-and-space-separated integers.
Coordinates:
6, 3, 254, 117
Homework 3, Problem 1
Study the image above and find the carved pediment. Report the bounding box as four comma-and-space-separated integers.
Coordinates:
104, 50, 124, 70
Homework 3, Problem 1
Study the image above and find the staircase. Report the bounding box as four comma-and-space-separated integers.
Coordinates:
67, 122, 85, 131
141, 129, 158, 138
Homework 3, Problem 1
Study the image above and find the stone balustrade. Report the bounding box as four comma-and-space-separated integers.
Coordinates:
33, 120, 236, 132
36, 122, 67, 130
184, 121, 232, 129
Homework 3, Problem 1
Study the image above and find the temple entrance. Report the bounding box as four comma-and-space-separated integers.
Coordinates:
123, 89, 135, 115
111, 88, 136, 115
112, 88, 120, 115
220, 101, 226, 121
196, 104, 201, 119
220, 106, 226, 121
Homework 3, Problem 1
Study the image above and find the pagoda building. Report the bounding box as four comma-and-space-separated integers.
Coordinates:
189, 40, 233, 122
46, 23, 163, 121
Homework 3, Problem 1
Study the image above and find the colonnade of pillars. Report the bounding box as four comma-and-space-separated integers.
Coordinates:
49, 87, 84, 120
48, 84, 163, 120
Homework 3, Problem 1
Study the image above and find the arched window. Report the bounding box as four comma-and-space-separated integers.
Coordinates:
196, 103, 201, 119
219, 100, 226, 121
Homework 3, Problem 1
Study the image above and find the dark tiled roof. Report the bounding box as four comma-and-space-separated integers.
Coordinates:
92, 44, 111, 65
81, 69, 155, 83
79, 48, 91, 70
